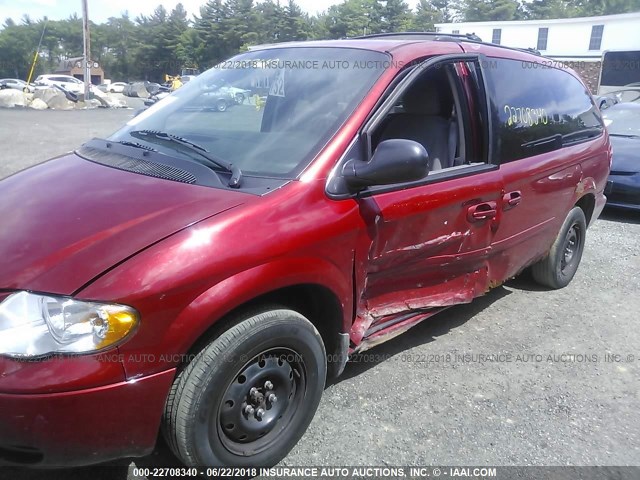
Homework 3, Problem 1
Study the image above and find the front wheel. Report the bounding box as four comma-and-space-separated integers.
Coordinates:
531, 206, 587, 289
216, 99, 228, 112
162, 308, 326, 467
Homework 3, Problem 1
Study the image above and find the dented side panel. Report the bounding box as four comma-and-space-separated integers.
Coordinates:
350, 170, 504, 346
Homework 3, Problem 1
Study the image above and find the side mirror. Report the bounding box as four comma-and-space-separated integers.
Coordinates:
342, 139, 429, 191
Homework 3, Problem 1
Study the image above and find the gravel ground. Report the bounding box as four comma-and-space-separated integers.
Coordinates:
1, 107, 638, 479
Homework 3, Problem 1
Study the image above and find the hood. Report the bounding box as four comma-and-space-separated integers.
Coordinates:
610, 136, 640, 174
0, 154, 249, 294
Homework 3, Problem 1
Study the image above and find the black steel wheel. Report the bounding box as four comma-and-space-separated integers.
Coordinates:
217, 348, 305, 455
162, 308, 326, 467
531, 206, 587, 289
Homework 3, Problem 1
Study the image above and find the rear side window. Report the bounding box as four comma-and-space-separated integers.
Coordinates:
487, 58, 603, 163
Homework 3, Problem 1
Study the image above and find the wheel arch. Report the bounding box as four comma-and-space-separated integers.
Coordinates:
188, 283, 347, 378
575, 192, 596, 227
154, 258, 353, 381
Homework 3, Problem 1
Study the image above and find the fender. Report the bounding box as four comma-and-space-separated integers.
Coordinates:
108, 256, 352, 379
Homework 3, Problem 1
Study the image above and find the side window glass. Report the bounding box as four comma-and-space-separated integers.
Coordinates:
372, 62, 480, 172
488, 58, 604, 163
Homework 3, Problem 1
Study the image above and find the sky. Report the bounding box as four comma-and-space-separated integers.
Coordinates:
0, 0, 422, 24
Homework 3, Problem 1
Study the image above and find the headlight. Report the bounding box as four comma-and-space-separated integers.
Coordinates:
0, 291, 139, 358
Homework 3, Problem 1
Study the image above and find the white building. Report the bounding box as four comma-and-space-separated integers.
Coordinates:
435, 11, 640, 61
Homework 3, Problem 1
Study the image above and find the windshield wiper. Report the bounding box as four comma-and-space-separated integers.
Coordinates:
116, 140, 157, 151
129, 130, 242, 188
609, 133, 640, 139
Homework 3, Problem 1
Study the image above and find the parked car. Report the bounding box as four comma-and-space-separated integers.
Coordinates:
140, 84, 240, 114
0, 78, 34, 93
107, 82, 127, 93
201, 87, 244, 111
97, 82, 126, 93
602, 100, 640, 210
34, 74, 85, 93
0, 33, 610, 468
217, 85, 252, 104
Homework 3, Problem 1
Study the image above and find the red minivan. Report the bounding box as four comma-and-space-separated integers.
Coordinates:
0, 33, 610, 468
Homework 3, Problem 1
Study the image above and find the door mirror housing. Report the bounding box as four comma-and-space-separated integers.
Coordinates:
342, 139, 429, 191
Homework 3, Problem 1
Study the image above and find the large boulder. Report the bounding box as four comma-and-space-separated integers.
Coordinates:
0, 89, 27, 107
34, 87, 79, 108
29, 98, 48, 110
33, 87, 64, 104
46, 94, 74, 110
91, 87, 107, 99
128, 82, 150, 98
73, 98, 102, 109
93, 93, 127, 108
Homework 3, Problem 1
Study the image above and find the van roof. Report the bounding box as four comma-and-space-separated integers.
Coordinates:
250, 32, 552, 70
250, 33, 544, 63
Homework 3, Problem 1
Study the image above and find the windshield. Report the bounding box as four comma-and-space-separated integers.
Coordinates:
603, 104, 640, 137
110, 47, 389, 178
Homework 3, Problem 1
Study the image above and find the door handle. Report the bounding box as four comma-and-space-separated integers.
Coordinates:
503, 191, 522, 210
467, 201, 497, 222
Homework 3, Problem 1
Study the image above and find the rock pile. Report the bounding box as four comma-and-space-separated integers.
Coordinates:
0, 87, 128, 110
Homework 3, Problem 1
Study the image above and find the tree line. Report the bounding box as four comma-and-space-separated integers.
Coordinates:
0, 0, 637, 82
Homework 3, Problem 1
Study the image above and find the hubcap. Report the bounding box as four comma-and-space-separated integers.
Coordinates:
217, 349, 305, 454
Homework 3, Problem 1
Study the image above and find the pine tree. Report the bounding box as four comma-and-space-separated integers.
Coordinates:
526, 0, 576, 19
255, 0, 287, 43
224, 0, 259, 53
460, 0, 520, 21
433, 0, 459, 23
195, 0, 232, 65
102, 14, 138, 81
282, 1, 310, 41
412, 0, 442, 31
381, 0, 413, 33
324, 0, 383, 38
572, 0, 638, 16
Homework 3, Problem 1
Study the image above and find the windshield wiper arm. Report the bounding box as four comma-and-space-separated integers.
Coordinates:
609, 133, 640, 139
129, 130, 242, 187
116, 140, 157, 152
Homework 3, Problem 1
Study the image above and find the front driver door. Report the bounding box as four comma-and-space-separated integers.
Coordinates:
350, 57, 504, 343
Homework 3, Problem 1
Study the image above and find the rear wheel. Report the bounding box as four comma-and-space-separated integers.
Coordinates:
531, 207, 586, 289
162, 309, 326, 467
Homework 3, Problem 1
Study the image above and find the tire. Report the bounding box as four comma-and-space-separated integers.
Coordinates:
531, 206, 586, 289
235, 93, 245, 104
216, 99, 228, 112
162, 309, 326, 467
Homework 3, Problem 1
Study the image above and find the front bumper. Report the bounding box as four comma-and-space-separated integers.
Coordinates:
0, 368, 175, 467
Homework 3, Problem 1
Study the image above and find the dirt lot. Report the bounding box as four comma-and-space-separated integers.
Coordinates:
0, 107, 639, 479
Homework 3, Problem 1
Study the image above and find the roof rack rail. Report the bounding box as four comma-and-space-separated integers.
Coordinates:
350, 31, 543, 57
352, 31, 483, 42
523, 47, 542, 55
